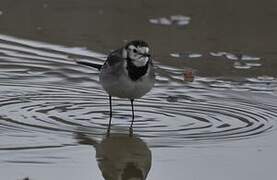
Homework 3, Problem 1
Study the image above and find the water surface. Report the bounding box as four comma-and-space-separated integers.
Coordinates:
0, 34, 277, 180
1, 1, 277, 179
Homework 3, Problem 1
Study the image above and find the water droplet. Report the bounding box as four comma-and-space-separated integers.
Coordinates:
241, 55, 261, 61
170, 53, 181, 58
149, 15, 191, 27
188, 53, 202, 58
170, 52, 202, 59
226, 53, 239, 60
210, 52, 228, 57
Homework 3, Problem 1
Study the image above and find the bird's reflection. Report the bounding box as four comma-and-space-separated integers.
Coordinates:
76, 131, 152, 180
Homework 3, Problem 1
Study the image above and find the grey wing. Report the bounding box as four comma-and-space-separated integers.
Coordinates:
101, 49, 125, 76
103, 49, 124, 66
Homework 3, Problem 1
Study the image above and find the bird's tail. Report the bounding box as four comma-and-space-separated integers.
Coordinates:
75, 60, 102, 71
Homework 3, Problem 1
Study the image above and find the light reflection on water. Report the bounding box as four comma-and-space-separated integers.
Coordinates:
0, 34, 277, 180
76, 132, 152, 180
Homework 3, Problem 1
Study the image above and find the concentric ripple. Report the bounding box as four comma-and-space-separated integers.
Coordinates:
0, 34, 277, 150
0, 81, 276, 148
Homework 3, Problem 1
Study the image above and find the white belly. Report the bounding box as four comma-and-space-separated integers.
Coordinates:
100, 72, 154, 99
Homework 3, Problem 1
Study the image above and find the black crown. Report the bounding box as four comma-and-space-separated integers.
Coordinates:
125, 40, 149, 48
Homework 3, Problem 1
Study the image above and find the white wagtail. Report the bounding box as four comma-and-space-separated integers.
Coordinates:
77, 40, 155, 133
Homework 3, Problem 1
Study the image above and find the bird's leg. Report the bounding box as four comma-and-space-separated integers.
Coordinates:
107, 95, 112, 136
129, 99, 135, 136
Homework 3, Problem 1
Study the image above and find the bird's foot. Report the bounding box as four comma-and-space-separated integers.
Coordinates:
106, 127, 111, 137
129, 127, 133, 137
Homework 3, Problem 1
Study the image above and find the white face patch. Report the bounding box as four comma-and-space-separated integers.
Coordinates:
128, 45, 136, 50
127, 45, 150, 67
141, 47, 149, 54
132, 56, 149, 66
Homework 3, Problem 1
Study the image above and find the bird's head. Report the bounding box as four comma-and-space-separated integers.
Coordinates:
123, 40, 151, 67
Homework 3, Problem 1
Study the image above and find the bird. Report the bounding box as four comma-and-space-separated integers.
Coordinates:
76, 40, 155, 134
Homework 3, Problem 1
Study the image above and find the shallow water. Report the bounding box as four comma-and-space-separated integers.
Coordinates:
0, 34, 277, 180
1, 1, 277, 179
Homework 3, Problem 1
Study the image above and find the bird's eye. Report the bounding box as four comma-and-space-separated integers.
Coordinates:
133, 49, 137, 53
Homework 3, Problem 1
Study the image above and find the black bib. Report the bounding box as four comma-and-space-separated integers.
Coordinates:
126, 59, 149, 81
